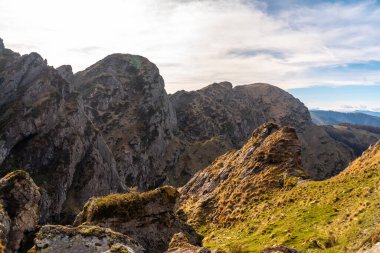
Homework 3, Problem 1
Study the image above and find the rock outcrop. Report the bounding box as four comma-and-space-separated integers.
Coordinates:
56, 65, 74, 84
73, 54, 177, 190
0, 40, 124, 223
0, 170, 40, 252
179, 123, 307, 226
361, 243, 380, 253
28, 225, 145, 253
165, 233, 210, 253
74, 186, 201, 253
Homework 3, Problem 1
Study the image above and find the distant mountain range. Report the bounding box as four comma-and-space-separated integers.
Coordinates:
310, 110, 380, 127
354, 110, 380, 118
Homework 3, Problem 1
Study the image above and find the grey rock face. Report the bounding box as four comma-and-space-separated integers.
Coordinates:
73, 54, 177, 189
0, 170, 40, 253
29, 225, 145, 253
56, 64, 74, 84
0, 41, 125, 223
171, 82, 310, 145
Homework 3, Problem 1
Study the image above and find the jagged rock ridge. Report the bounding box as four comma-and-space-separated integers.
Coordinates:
73, 54, 177, 190
179, 123, 307, 226
169, 82, 379, 182
0, 40, 124, 223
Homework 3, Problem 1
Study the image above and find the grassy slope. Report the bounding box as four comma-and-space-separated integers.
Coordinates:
200, 142, 380, 252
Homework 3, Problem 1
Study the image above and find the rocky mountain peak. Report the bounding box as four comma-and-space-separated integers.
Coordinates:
74, 53, 177, 189
56, 64, 74, 83
202, 81, 233, 91
0, 38, 4, 50
179, 122, 307, 226
76, 53, 162, 85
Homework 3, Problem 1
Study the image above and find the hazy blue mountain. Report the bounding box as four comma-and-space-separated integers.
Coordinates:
310, 110, 380, 126
354, 110, 380, 118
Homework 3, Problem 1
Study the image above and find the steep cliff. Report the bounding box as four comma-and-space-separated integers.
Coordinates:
0, 40, 124, 223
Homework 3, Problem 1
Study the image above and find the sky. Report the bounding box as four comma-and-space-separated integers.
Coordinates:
1, 0, 380, 111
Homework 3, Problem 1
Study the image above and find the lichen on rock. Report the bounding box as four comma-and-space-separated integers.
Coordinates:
28, 225, 145, 253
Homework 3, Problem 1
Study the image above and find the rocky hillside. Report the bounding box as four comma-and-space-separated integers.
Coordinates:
179, 124, 380, 252
179, 123, 306, 226
169, 82, 379, 181
0, 169, 207, 252
322, 124, 380, 157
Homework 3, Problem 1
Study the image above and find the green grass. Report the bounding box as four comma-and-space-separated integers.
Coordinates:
80, 186, 178, 222
197, 146, 380, 252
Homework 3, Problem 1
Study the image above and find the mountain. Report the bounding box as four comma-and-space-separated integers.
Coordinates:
310, 110, 380, 126
355, 110, 380, 118
1, 37, 380, 252
0, 37, 379, 223
0, 41, 124, 224
73, 53, 177, 190
169, 83, 379, 181
179, 124, 380, 252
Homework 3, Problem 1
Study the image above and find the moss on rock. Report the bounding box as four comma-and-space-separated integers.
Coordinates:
78, 186, 178, 222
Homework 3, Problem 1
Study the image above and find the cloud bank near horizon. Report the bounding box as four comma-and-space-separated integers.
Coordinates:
1, 0, 380, 109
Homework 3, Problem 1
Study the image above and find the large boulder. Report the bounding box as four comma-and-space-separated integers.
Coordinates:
74, 186, 201, 253
28, 225, 145, 253
0, 170, 40, 252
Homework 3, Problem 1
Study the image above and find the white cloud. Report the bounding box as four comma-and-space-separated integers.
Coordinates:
1, 0, 380, 93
